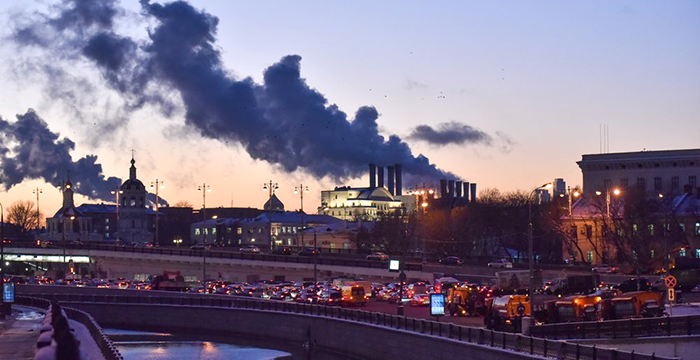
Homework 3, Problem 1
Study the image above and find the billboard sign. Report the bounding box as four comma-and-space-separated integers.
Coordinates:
430, 293, 445, 316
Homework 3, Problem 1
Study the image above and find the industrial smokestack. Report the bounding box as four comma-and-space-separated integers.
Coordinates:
395, 164, 402, 196
378, 166, 385, 188
470, 183, 477, 203
464, 182, 470, 202
440, 179, 447, 198
369, 164, 376, 188
455, 181, 462, 198
448, 180, 455, 198
387, 165, 395, 196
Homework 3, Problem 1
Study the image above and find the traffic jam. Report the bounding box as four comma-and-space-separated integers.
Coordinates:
5, 266, 690, 332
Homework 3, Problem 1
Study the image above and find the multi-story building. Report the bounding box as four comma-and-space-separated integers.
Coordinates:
563, 148, 700, 267
116, 156, 153, 244
191, 212, 343, 248
577, 148, 700, 195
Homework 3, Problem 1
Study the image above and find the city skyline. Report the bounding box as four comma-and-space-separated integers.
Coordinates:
0, 0, 698, 217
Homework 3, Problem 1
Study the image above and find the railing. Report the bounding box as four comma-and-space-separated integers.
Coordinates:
6, 241, 424, 271
19, 296, 124, 360
23, 293, 678, 360
532, 315, 700, 340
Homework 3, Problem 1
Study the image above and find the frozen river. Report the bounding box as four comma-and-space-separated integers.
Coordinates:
116, 341, 291, 360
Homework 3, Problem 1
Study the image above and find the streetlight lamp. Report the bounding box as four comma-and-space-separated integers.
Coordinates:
32, 188, 43, 233
566, 186, 581, 216
528, 182, 552, 330
263, 181, 279, 251
150, 180, 165, 246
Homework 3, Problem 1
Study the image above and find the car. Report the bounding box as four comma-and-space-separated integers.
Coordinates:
298, 247, 319, 256
487, 259, 513, 268
439, 256, 465, 266
190, 244, 212, 251
592, 264, 616, 273
272, 247, 292, 255
321, 291, 342, 306
240, 244, 261, 253
366, 252, 389, 261
409, 294, 430, 307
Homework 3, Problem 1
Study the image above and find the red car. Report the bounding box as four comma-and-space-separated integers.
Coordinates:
409, 294, 430, 307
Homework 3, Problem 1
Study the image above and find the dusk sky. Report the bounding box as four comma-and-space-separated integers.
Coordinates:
0, 0, 698, 220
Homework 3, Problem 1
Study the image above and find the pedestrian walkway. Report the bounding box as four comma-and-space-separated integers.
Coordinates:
0, 306, 43, 360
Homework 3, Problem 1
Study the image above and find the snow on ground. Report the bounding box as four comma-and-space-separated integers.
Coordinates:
666, 303, 700, 316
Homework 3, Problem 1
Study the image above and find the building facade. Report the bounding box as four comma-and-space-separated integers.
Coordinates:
563, 148, 700, 268
578, 149, 700, 195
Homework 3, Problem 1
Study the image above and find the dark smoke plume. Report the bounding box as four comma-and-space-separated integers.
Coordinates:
0, 109, 121, 200
408, 122, 492, 147
13, 0, 460, 184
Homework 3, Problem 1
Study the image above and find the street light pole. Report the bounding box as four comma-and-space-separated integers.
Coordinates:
528, 182, 552, 330
32, 188, 43, 233
150, 180, 164, 246
1, 201, 5, 319
294, 185, 309, 248
110, 189, 123, 237
263, 181, 279, 251
197, 184, 211, 282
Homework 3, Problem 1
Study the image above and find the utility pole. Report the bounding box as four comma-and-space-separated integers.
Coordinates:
528, 182, 552, 331
110, 189, 123, 236
198, 184, 210, 282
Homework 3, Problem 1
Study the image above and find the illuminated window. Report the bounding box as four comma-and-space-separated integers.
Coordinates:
195, 228, 201, 236
586, 251, 593, 263
696, 223, 700, 236
650, 249, 655, 258
680, 248, 687, 257
648, 224, 654, 236
237, 227, 242, 235
212, 228, 216, 234
696, 249, 700, 258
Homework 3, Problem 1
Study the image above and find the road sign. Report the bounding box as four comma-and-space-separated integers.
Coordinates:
430, 293, 445, 317
665, 275, 677, 288
389, 260, 400, 272
668, 288, 675, 302
517, 303, 526, 316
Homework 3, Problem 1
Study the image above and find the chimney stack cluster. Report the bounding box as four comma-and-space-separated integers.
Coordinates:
368, 163, 403, 196
438, 177, 477, 202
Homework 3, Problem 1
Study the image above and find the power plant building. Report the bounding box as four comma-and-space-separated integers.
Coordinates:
318, 164, 407, 220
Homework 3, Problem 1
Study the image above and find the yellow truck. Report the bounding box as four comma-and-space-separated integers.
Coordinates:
485, 294, 530, 332
611, 291, 664, 319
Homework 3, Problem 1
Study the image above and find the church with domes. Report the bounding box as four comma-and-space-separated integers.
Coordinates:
116, 156, 153, 244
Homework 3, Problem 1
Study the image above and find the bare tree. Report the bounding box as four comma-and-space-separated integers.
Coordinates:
173, 200, 193, 208
8, 200, 42, 234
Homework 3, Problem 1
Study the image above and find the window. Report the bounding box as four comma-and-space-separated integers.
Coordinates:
106, 225, 109, 231
105, 218, 109, 224
654, 177, 662, 191
237, 227, 242, 235
571, 226, 578, 241
130, 197, 136, 206
648, 224, 654, 235
696, 222, 700, 236
671, 176, 679, 190
585, 225, 593, 239
212, 228, 216, 234
690, 176, 697, 187
632, 224, 638, 233
636, 178, 646, 190
680, 247, 687, 257
195, 228, 201, 236
587, 250, 593, 263
204, 228, 208, 235
105, 233, 109, 238
620, 178, 628, 189
651, 249, 655, 258
696, 249, 700, 259
227, 227, 232, 234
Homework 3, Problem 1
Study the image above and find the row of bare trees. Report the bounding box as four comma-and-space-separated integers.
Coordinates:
353, 188, 567, 263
